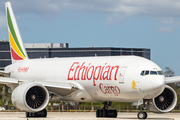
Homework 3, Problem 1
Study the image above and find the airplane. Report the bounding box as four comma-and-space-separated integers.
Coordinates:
0, 2, 179, 119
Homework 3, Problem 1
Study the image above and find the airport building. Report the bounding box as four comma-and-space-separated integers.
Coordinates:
0, 40, 150, 70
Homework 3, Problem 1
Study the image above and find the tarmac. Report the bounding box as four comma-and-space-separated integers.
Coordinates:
0, 112, 178, 120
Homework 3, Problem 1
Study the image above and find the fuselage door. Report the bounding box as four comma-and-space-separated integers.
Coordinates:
118, 67, 127, 83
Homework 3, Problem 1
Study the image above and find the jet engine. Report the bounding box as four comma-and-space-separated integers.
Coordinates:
12, 82, 49, 112
148, 85, 177, 113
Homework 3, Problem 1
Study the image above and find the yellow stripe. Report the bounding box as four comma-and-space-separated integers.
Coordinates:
9, 31, 26, 59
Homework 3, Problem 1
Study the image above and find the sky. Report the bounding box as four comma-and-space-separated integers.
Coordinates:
0, 0, 180, 75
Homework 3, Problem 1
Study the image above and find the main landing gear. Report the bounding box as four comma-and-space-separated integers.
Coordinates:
26, 109, 47, 117
137, 100, 148, 119
96, 101, 117, 118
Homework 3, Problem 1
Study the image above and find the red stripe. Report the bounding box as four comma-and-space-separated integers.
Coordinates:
11, 47, 23, 60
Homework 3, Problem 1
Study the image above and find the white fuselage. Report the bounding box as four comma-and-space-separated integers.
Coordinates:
5, 56, 165, 102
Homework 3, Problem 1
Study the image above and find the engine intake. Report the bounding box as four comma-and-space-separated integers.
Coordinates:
12, 82, 49, 112
148, 85, 177, 113
26, 86, 46, 109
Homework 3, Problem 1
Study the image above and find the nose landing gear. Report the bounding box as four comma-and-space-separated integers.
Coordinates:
96, 101, 117, 118
137, 100, 148, 119
137, 111, 147, 119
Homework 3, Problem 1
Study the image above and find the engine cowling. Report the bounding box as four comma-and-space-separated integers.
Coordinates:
148, 85, 177, 113
12, 82, 49, 112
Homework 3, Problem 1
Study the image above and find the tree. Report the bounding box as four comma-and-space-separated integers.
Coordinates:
164, 67, 180, 109
49, 101, 56, 112
0, 84, 11, 106
165, 67, 180, 89
177, 96, 180, 109
164, 67, 174, 77
0, 76, 12, 106
60, 101, 66, 112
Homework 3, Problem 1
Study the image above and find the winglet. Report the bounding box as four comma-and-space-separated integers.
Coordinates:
5, 2, 28, 63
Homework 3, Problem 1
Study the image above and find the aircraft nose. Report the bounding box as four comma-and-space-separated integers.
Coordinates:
152, 76, 165, 93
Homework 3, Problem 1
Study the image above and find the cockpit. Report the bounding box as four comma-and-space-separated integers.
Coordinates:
140, 70, 164, 76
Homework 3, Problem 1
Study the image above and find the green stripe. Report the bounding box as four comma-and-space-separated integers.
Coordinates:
7, 7, 26, 58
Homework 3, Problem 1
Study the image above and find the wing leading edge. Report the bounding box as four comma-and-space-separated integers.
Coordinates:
0, 77, 79, 96
0, 77, 18, 84
166, 76, 180, 83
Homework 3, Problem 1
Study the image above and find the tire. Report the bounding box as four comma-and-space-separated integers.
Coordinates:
109, 110, 117, 118
26, 112, 29, 117
35, 109, 47, 117
137, 111, 147, 119
96, 109, 117, 118
25, 109, 47, 118
143, 112, 147, 119
113, 110, 117, 118
42, 109, 47, 117
96, 110, 100, 117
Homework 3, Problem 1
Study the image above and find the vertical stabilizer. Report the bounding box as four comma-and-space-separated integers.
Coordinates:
5, 2, 28, 63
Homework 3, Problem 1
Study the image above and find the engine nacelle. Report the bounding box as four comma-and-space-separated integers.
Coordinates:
12, 82, 49, 112
148, 85, 177, 113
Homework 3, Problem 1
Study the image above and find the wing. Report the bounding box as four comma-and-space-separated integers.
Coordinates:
35, 81, 79, 96
0, 77, 18, 84
166, 76, 180, 83
0, 70, 10, 76
0, 77, 79, 96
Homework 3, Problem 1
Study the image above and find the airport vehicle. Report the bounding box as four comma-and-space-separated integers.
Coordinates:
0, 2, 179, 119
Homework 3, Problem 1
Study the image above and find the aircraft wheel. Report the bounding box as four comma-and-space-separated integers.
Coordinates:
41, 109, 47, 117
113, 110, 117, 118
96, 109, 117, 118
26, 112, 29, 117
137, 111, 147, 119
25, 109, 47, 117
109, 110, 117, 118
96, 110, 100, 117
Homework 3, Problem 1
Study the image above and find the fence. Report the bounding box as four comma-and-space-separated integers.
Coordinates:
46, 104, 140, 112
0, 104, 138, 112
0, 104, 179, 113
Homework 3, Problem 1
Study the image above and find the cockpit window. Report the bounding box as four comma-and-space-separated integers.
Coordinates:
145, 71, 149, 75
141, 71, 145, 76
140, 70, 164, 76
157, 71, 164, 75
150, 71, 157, 75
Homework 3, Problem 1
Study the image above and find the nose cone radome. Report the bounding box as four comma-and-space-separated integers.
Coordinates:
152, 76, 166, 94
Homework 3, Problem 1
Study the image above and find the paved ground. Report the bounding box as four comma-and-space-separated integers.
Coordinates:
0, 112, 178, 120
